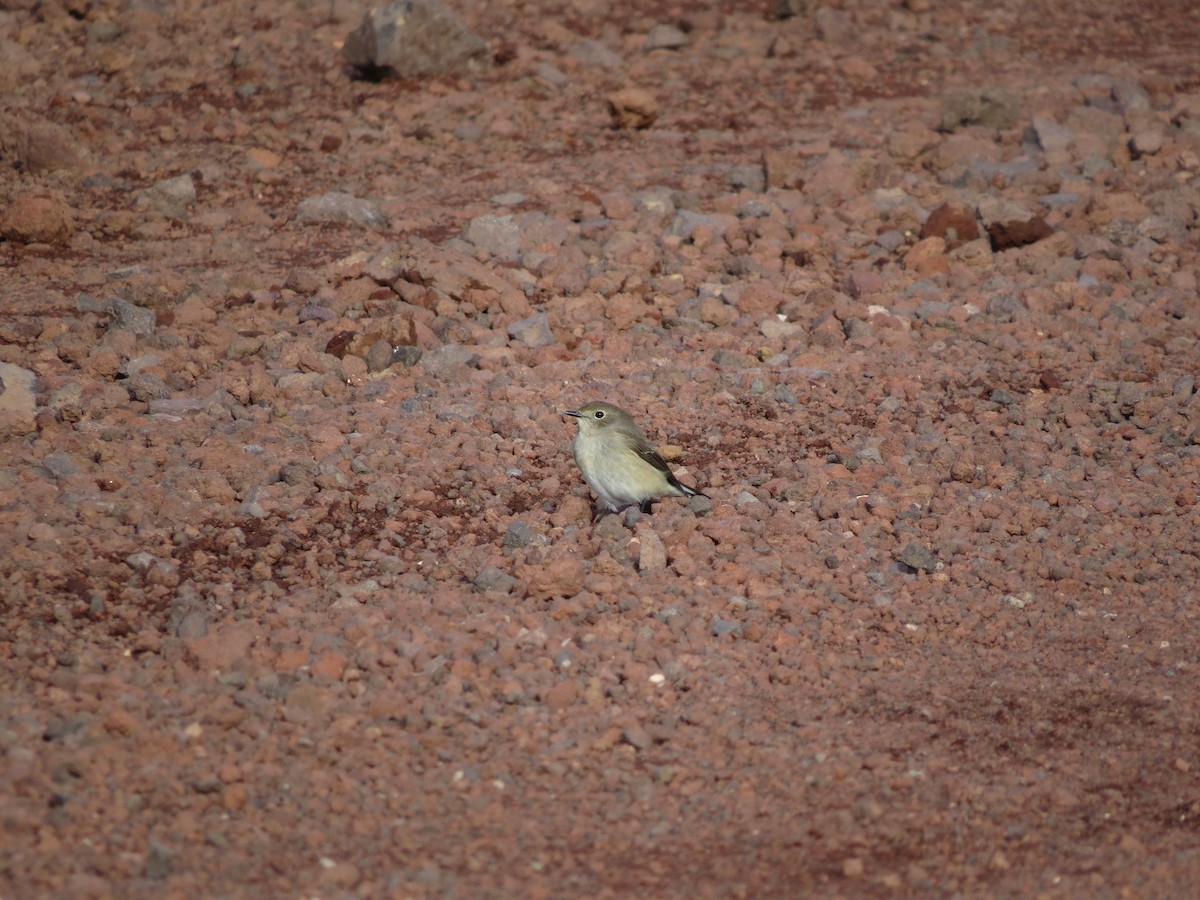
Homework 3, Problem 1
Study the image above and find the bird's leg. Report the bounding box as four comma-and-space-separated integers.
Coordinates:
639, 499, 654, 514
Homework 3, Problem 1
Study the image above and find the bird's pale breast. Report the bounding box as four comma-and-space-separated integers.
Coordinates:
574, 430, 675, 509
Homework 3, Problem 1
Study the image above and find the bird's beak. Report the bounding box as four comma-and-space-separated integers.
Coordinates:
563, 409, 581, 418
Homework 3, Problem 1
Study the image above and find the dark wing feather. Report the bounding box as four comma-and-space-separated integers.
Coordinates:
629, 433, 674, 477
630, 433, 707, 498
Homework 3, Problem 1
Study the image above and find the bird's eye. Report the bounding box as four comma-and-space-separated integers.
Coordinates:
593, 410, 605, 419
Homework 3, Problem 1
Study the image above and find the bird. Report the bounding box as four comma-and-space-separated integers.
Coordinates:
563, 401, 707, 517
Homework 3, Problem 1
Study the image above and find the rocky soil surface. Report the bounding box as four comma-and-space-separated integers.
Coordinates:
3, 0, 1200, 896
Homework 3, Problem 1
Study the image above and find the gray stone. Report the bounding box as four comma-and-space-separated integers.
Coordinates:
728, 164, 766, 193
0, 112, 87, 174
1066, 104, 1124, 145
419, 344, 480, 377
813, 7, 854, 44
1040, 192, 1080, 209
568, 39, 621, 68
986, 293, 1028, 322
738, 198, 775, 218
298, 304, 335, 323
125, 373, 172, 402
47, 382, 83, 421
712, 616, 742, 637
1074, 73, 1118, 111
365, 339, 394, 373
896, 542, 938, 573
636, 188, 675, 215
391, 345, 422, 368
119, 355, 161, 378
769, 0, 811, 19
774, 384, 798, 406
940, 90, 1018, 131
644, 24, 687, 51
433, 402, 479, 423
1028, 116, 1073, 154
507, 312, 554, 348
474, 565, 517, 593
343, 0, 488, 79
491, 191, 527, 206
995, 156, 1039, 181
147, 398, 206, 416
87, 20, 123, 43
868, 188, 911, 213
669, 209, 738, 241
126, 551, 158, 572
76, 292, 108, 313
1112, 79, 1150, 113
363, 242, 407, 283
857, 446, 884, 466
713, 349, 754, 368
843, 317, 872, 340
914, 300, 954, 320
135, 174, 196, 219
41, 453, 81, 477
106, 297, 156, 335
275, 373, 323, 393
452, 120, 484, 142
145, 840, 174, 880
760, 317, 802, 342
514, 212, 569, 271
296, 191, 386, 229
387, 238, 528, 314
176, 611, 210, 639
534, 62, 568, 86
621, 724, 654, 750
875, 230, 905, 252
502, 521, 532, 549
465, 214, 521, 261
1129, 129, 1164, 158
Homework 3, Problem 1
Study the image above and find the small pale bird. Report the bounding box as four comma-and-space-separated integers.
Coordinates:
564, 401, 707, 517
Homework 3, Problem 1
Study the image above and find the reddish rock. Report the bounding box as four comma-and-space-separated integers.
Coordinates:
0, 193, 74, 244
904, 236, 950, 275
606, 88, 658, 129
635, 528, 667, 572
920, 201, 981, 249
977, 196, 1054, 250
0, 113, 87, 173
184, 621, 259, 673
311, 651, 348, 680
0, 6, 1195, 900
762, 148, 805, 189
525, 556, 586, 601
543, 678, 579, 709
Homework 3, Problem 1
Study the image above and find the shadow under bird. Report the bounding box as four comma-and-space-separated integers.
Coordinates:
564, 401, 707, 518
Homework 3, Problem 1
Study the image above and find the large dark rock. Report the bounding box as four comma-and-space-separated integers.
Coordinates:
343, 0, 489, 79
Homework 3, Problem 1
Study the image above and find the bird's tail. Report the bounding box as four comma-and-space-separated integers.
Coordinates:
670, 475, 707, 499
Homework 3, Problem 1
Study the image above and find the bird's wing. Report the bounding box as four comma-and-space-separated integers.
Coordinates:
631, 431, 706, 497
630, 434, 674, 476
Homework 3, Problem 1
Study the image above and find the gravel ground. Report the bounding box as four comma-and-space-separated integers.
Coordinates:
3, 0, 1200, 896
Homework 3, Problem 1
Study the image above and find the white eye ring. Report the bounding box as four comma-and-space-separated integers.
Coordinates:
594, 410, 605, 418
